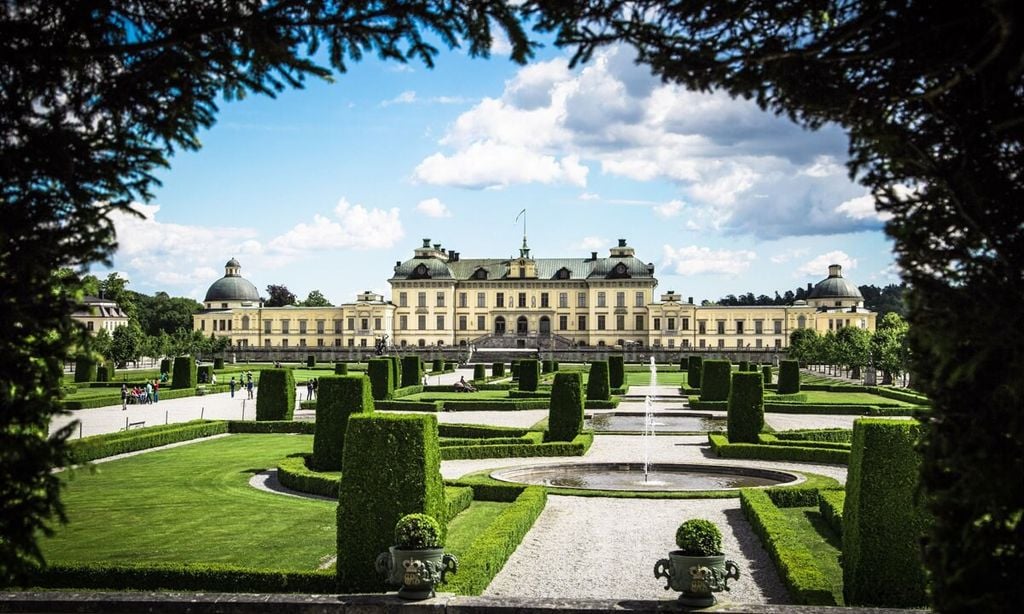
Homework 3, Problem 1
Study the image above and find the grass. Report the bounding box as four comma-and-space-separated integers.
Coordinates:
627, 371, 687, 386
776, 506, 844, 604
443, 501, 510, 557
774, 390, 915, 407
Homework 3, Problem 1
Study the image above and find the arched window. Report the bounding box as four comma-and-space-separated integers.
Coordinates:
411, 263, 431, 279
241, 315, 250, 330
494, 316, 506, 335
797, 315, 807, 329
474, 268, 487, 280
418, 338, 426, 347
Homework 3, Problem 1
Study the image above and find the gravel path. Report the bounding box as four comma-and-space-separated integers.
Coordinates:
484, 495, 788, 603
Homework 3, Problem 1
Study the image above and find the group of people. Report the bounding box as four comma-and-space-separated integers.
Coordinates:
121, 380, 159, 409
228, 371, 255, 399
453, 376, 477, 393
306, 377, 319, 400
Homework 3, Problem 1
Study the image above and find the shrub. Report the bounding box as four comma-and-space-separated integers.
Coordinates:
394, 513, 442, 549
255, 368, 295, 421
229, 420, 314, 434
510, 361, 520, 381
778, 360, 801, 394
277, 454, 339, 498
159, 358, 172, 376
214, 357, 225, 370
586, 361, 610, 401
687, 356, 703, 388
739, 360, 750, 372
843, 419, 928, 607
548, 372, 584, 442
518, 359, 540, 392
312, 375, 374, 471
74, 354, 97, 383
491, 362, 505, 377
541, 359, 553, 373
334, 362, 348, 375
442, 433, 592, 460
608, 355, 625, 389
700, 360, 731, 401
551, 361, 559, 372
306, 355, 316, 368
401, 355, 421, 387
337, 413, 445, 592
96, 361, 114, 382
675, 519, 723, 556
171, 356, 196, 389
388, 355, 402, 388
431, 358, 443, 373
67, 420, 227, 464
473, 364, 486, 380
366, 358, 393, 400
708, 434, 850, 465
762, 365, 773, 385
197, 365, 213, 384
728, 372, 765, 443
818, 490, 845, 537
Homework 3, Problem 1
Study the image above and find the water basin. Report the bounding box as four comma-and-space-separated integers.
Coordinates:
586, 411, 726, 433
490, 462, 802, 492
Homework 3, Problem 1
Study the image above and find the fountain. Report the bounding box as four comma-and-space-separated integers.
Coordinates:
643, 356, 657, 481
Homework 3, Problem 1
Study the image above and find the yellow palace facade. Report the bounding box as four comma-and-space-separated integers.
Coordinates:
193, 239, 875, 354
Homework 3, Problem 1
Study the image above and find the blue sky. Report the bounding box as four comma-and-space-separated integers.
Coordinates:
98, 37, 899, 305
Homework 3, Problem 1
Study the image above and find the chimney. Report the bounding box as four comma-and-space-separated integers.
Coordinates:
591, 251, 598, 260
618, 238, 627, 247
450, 251, 459, 262
395, 260, 401, 267
433, 243, 441, 250
688, 296, 693, 304
828, 264, 842, 277
807, 283, 813, 292
421, 238, 431, 248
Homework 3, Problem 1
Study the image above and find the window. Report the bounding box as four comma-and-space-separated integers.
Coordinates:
360, 318, 369, 330
774, 320, 783, 334
299, 338, 306, 347
241, 316, 250, 330
682, 317, 689, 331
436, 292, 445, 307
635, 315, 644, 330
797, 315, 807, 329
458, 315, 467, 330
399, 292, 407, 307
754, 320, 763, 334
736, 338, 744, 348
653, 317, 661, 330
559, 315, 568, 330
417, 315, 426, 330
716, 321, 725, 334
436, 315, 445, 330
281, 319, 290, 334
668, 339, 675, 348
668, 317, 676, 331
559, 292, 568, 308
614, 292, 624, 307
281, 339, 289, 347
496, 293, 505, 308
736, 321, 744, 334
699, 339, 706, 348
541, 293, 549, 308
635, 291, 644, 307
756, 339, 763, 348
221, 303, 228, 309
399, 315, 408, 330
334, 339, 341, 347
417, 292, 426, 307
682, 339, 690, 348
199, 320, 204, 331
265, 339, 272, 348
459, 292, 467, 308
698, 320, 707, 334
374, 317, 381, 330
616, 315, 625, 330
316, 320, 325, 334
334, 319, 342, 334
597, 292, 606, 307
360, 338, 367, 347
775, 339, 783, 348
578, 315, 587, 331
347, 318, 354, 330
474, 268, 487, 280
477, 292, 486, 308
347, 338, 354, 347
264, 320, 272, 334
299, 320, 307, 334
518, 292, 527, 308
835, 300, 843, 307
717, 339, 724, 348
577, 292, 587, 308
597, 315, 606, 330
477, 315, 485, 330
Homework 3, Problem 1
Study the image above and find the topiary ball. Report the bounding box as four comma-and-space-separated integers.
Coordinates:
394, 513, 442, 549
675, 518, 723, 556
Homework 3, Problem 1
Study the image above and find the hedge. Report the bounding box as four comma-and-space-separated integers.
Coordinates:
58, 384, 230, 410
708, 434, 850, 464
171, 356, 196, 389
66, 420, 228, 464
585, 361, 610, 401
541, 359, 553, 374
700, 360, 732, 402
431, 358, 443, 372
159, 358, 172, 375
401, 355, 421, 387
738, 360, 750, 372
255, 368, 295, 421
762, 365, 772, 385
608, 355, 625, 389
366, 358, 393, 401
438, 424, 531, 438
95, 361, 114, 382
214, 357, 225, 370
440, 436, 536, 448
334, 362, 349, 375
869, 386, 930, 405
818, 490, 845, 537
688, 398, 728, 411
758, 434, 851, 451
765, 403, 920, 416
775, 429, 853, 443
373, 399, 441, 412
518, 359, 540, 392
740, 489, 841, 605
441, 487, 547, 595
728, 372, 764, 443
441, 399, 548, 412
473, 364, 487, 380
491, 362, 505, 377
686, 356, 703, 388
778, 360, 801, 394
337, 413, 445, 592
548, 372, 584, 442
583, 397, 621, 410
843, 419, 928, 607
197, 365, 213, 384
510, 360, 519, 380
27, 562, 334, 593
74, 354, 97, 383
441, 433, 592, 460
228, 420, 314, 434
312, 375, 374, 471
508, 390, 550, 399
388, 355, 402, 389
277, 454, 339, 498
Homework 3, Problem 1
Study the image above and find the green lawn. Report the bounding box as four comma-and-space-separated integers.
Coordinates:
627, 371, 687, 386
787, 390, 915, 406
777, 506, 844, 605
444, 501, 509, 557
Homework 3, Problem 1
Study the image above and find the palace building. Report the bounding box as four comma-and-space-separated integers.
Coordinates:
193, 239, 875, 352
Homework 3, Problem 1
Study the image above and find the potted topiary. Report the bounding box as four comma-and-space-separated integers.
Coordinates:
654, 518, 740, 607
375, 513, 458, 600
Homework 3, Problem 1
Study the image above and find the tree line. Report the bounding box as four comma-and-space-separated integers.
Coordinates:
712, 283, 906, 318
788, 313, 910, 385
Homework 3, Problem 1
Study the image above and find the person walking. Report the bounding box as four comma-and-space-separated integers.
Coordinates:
145, 380, 153, 404
246, 377, 254, 399
306, 379, 313, 401
229, 376, 236, 398
121, 384, 127, 411
311, 377, 318, 400
153, 379, 159, 403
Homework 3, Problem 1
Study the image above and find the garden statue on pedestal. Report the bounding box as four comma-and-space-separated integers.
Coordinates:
375, 513, 458, 600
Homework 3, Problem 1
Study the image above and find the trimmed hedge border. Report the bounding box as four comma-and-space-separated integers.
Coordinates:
757, 434, 851, 451
583, 397, 621, 410
227, 420, 314, 434
818, 490, 845, 537
276, 454, 338, 498
441, 433, 592, 460
441, 399, 548, 411
688, 397, 728, 411
437, 424, 531, 438
66, 420, 228, 464
374, 399, 441, 412
440, 436, 535, 448
708, 434, 850, 465
59, 384, 230, 410
26, 562, 334, 593
775, 428, 853, 443
740, 488, 841, 606
766, 403, 922, 416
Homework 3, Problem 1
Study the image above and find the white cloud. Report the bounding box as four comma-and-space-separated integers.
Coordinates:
661, 245, 756, 276
381, 90, 417, 106
800, 155, 846, 178
413, 142, 588, 189
268, 197, 404, 253
836, 193, 893, 222
572, 236, 608, 251
416, 197, 451, 218
490, 29, 512, 56
769, 247, 810, 264
654, 199, 684, 218
578, 192, 600, 201
796, 250, 858, 277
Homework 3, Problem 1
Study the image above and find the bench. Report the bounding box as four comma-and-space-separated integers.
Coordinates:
127, 421, 145, 430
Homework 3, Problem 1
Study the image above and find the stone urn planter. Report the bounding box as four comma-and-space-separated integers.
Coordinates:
654, 518, 740, 607
375, 513, 458, 600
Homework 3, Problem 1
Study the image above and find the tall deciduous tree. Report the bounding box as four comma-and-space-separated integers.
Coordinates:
264, 284, 297, 307
298, 289, 332, 307
0, 0, 535, 583
533, 2, 1023, 607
